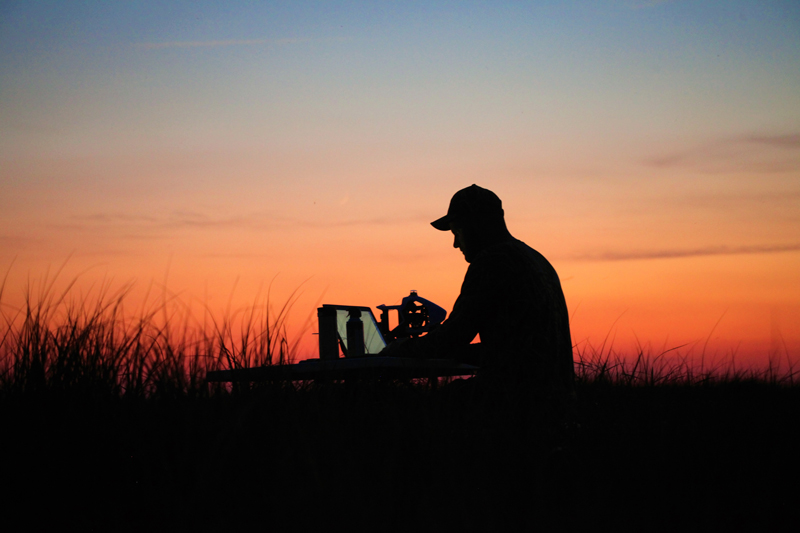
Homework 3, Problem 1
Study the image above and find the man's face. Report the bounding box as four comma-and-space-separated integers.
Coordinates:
449, 221, 473, 263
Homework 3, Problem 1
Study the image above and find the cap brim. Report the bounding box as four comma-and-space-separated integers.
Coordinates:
430, 215, 450, 231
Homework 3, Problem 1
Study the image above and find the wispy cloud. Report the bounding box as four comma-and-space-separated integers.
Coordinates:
67, 211, 279, 232
645, 133, 800, 173
572, 243, 800, 262
135, 37, 308, 50
60, 210, 426, 236
652, 190, 800, 217
318, 215, 427, 228
0, 234, 42, 249
628, 0, 673, 9
745, 133, 800, 149
76, 213, 160, 224
200, 252, 274, 259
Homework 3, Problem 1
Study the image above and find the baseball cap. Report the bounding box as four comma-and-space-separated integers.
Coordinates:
430, 184, 504, 231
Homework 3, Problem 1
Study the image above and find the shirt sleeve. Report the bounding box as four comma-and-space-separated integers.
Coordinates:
398, 253, 503, 362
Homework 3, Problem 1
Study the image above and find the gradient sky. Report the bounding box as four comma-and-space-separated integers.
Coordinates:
2, 1, 799, 368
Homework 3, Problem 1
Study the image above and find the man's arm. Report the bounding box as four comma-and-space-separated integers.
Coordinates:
381, 254, 500, 361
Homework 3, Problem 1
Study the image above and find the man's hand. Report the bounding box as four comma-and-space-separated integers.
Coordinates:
379, 337, 412, 358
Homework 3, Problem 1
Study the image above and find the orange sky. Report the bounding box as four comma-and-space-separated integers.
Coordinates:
2, 2, 799, 371
3, 157, 798, 371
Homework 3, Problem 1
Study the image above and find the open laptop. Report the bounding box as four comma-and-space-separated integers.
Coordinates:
317, 304, 387, 358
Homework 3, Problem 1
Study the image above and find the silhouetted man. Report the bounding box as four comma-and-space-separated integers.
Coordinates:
382, 185, 576, 406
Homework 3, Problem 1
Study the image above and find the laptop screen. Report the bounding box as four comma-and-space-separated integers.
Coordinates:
329, 306, 386, 355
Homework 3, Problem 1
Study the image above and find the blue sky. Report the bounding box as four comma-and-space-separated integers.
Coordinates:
3, 1, 798, 157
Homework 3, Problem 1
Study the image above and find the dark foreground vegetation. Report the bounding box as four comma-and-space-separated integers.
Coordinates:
1, 280, 798, 531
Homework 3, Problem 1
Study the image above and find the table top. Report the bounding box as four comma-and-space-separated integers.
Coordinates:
205, 356, 478, 382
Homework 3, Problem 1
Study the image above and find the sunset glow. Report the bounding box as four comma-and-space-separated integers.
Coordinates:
2, 1, 798, 369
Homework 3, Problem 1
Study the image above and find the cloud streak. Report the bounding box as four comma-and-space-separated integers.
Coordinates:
135, 37, 308, 50
572, 243, 800, 262
645, 133, 800, 173
628, 0, 673, 9
60, 210, 427, 237
0, 235, 42, 248
745, 133, 800, 149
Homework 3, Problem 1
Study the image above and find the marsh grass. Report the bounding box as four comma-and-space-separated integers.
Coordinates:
2, 270, 796, 399
574, 338, 798, 387
0, 270, 313, 400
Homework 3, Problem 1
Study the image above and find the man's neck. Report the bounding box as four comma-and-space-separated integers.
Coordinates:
474, 228, 515, 255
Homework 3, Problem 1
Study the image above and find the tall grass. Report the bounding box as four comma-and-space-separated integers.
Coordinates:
573, 336, 798, 387
1, 269, 797, 399
0, 271, 313, 399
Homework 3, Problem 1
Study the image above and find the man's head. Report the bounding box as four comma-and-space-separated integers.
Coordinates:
431, 185, 510, 263
430, 184, 504, 232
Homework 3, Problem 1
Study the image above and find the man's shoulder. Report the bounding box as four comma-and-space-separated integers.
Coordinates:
470, 239, 558, 280
474, 239, 544, 264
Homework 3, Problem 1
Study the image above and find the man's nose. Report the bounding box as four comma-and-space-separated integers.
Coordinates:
453, 234, 460, 248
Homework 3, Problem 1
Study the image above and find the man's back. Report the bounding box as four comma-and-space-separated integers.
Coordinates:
418, 239, 575, 401
471, 239, 574, 398
384, 184, 576, 406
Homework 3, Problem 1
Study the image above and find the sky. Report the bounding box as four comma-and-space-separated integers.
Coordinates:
1, 0, 799, 369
